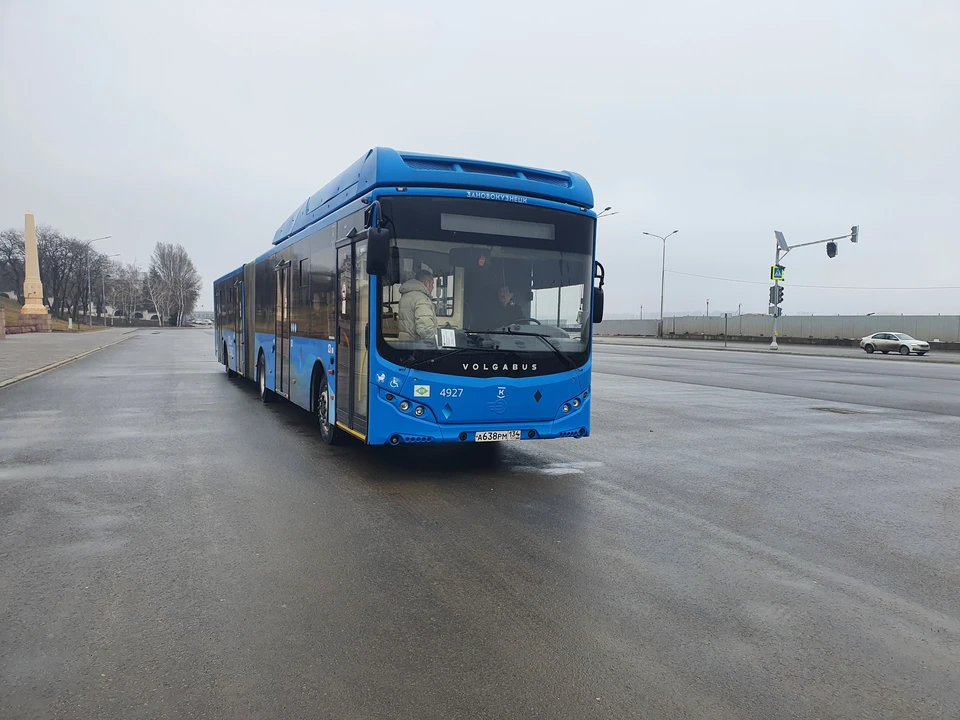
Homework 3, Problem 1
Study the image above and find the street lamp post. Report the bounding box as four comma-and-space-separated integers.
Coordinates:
84, 236, 111, 326
706, 299, 710, 317
643, 230, 679, 337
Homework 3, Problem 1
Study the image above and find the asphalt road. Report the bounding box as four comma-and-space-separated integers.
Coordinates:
1, 331, 959, 719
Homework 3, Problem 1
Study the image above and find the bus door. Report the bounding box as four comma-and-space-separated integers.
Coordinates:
335, 240, 370, 438
234, 280, 244, 376
275, 261, 291, 398
215, 286, 222, 360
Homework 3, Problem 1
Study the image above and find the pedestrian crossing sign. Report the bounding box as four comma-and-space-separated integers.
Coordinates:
771, 265, 785, 281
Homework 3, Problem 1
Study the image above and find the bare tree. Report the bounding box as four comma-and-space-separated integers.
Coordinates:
0, 224, 110, 321
109, 261, 143, 323
146, 243, 201, 326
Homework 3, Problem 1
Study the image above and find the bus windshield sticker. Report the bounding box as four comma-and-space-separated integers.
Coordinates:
439, 328, 457, 348
414, 384, 431, 398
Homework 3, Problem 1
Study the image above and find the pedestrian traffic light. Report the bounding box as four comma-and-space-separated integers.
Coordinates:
826, 241, 838, 258
776, 285, 784, 304
850, 225, 859, 243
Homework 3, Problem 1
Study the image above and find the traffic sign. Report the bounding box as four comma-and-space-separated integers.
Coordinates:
771, 265, 785, 281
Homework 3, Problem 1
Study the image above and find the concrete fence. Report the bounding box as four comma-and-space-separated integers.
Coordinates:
593, 319, 660, 337
596, 315, 960, 343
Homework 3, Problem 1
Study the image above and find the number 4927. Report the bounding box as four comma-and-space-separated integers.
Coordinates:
440, 388, 464, 398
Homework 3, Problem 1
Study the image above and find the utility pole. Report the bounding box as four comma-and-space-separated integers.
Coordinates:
87, 254, 92, 327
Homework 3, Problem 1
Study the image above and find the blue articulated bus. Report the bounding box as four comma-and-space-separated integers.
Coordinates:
213, 148, 605, 446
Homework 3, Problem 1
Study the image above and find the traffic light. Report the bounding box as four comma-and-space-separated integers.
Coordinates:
826, 241, 838, 258
776, 285, 784, 304
850, 225, 859, 243
769, 285, 776, 304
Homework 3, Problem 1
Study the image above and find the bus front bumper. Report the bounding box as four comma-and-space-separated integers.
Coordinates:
367, 392, 591, 445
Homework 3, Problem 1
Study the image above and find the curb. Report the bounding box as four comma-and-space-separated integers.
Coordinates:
0, 330, 137, 390
595, 339, 960, 365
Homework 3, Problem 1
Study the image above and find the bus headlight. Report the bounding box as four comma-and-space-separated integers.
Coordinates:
414, 406, 425, 417
562, 403, 571, 413
572, 398, 580, 408
399, 400, 410, 411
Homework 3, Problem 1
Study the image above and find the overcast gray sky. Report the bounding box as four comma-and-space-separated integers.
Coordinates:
2, 0, 957, 316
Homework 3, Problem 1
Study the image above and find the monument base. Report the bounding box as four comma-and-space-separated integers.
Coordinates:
8, 313, 53, 334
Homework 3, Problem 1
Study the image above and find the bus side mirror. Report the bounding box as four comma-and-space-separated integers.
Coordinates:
592, 260, 605, 323
593, 286, 604, 323
366, 228, 391, 276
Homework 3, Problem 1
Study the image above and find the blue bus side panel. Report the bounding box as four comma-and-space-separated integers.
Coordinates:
255, 332, 275, 392
287, 337, 336, 413
220, 329, 237, 372
254, 332, 338, 424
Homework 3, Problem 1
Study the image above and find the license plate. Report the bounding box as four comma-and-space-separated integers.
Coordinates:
475, 430, 522, 442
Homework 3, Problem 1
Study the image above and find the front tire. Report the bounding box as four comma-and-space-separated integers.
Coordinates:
258, 354, 273, 403
864, 344, 874, 354
315, 372, 342, 445
899, 345, 911, 356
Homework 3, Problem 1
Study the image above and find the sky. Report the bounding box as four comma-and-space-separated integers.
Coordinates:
2, 0, 958, 317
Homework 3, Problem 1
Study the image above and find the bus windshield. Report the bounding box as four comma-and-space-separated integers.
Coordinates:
377, 196, 595, 374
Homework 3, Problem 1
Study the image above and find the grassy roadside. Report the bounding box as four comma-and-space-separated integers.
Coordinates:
1, 296, 108, 332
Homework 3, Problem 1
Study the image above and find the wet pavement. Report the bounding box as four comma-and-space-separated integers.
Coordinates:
1, 331, 958, 719
0, 327, 135, 386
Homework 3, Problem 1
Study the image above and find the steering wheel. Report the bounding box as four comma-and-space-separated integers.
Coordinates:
512, 317, 542, 326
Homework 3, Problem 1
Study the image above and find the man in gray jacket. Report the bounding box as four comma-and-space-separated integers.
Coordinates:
398, 270, 438, 342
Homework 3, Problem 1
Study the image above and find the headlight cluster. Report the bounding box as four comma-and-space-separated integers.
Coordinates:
561, 390, 588, 414
385, 391, 428, 419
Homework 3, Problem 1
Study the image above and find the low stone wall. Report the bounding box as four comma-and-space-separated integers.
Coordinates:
6, 313, 53, 334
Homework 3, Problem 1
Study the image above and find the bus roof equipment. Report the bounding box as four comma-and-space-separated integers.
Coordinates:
271, 147, 594, 247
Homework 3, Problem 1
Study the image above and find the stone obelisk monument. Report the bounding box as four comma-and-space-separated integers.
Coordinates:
20, 213, 52, 332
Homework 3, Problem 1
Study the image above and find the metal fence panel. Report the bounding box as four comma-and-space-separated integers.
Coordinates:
650, 315, 960, 342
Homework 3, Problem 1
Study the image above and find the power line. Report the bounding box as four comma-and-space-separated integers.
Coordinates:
664, 269, 960, 291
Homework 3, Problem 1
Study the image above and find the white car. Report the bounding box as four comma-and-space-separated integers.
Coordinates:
860, 332, 930, 356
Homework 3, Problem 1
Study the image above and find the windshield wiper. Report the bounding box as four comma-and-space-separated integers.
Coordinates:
464, 329, 576, 370
403, 339, 500, 371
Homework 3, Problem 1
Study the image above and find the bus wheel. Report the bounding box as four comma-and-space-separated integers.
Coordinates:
223, 343, 236, 378
316, 373, 342, 445
258, 353, 273, 403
